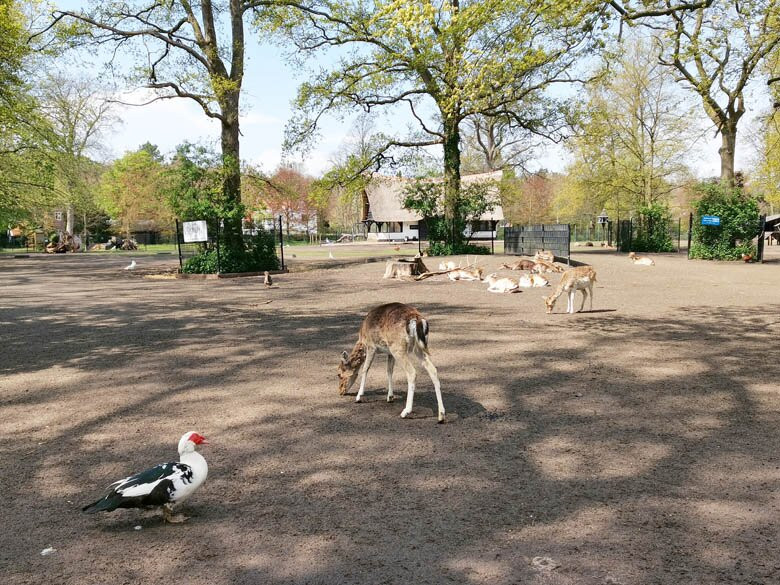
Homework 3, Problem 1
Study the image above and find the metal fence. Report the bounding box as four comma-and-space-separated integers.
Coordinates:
174, 217, 283, 272
504, 224, 570, 262
618, 218, 683, 253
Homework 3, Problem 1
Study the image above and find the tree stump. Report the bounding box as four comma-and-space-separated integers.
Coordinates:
383, 257, 429, 279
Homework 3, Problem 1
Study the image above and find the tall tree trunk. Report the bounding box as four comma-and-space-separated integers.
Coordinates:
442, 116, 462, 245
719, 122, 737, 187
220, 91, 243, 249
66, 204, 75, 235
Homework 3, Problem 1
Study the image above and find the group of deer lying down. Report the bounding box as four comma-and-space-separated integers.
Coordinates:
338, 249, 656, 422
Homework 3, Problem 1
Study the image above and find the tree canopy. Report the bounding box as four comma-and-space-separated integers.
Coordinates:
261, 0, 608, 247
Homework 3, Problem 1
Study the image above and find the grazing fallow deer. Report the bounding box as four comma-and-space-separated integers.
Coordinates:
628, 252, 655, 266
338, 303, 445, 423
500, 259, 536, 271
543, 266, 597, 314
483, 273, 521, 293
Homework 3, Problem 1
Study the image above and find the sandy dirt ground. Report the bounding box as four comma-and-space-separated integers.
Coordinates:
1, 249, 780, 585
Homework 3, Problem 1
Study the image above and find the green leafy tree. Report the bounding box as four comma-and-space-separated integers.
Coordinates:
402, 179, 497, 255
37, 73, 118, 235
565, 37, 698, 222
263, 0, 606, 247
0, 0, 58, 227
98, 149, 169, 238
46, 0, 279, 249
164, 144, 225, 224
637, 0, 780, 185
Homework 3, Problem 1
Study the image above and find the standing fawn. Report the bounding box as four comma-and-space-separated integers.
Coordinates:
628, 252, 655, 266
338, 303, 445, 423
543, 266, 597, 314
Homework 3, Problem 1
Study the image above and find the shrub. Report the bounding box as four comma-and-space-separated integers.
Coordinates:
689, 182, 760, 260
631, 203, 676, 253
182, 229, 279, 274
426, 241, 491, 256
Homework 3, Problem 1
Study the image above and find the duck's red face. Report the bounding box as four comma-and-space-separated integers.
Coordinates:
189, 432, 208, 445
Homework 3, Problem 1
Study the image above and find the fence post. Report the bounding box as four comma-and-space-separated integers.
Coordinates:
215, 220, 221, 274
278, 215, 285, 270
677, 218, 681, 252
757, 214, 766, 263
687, 213, 693, 259
175, 219, 183, 271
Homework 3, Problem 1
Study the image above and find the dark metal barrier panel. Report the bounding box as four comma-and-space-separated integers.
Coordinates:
757, 214, 766, 263
504, 224, 570, 263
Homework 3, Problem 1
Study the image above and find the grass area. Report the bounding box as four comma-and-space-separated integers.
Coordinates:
1, 243, 181, 255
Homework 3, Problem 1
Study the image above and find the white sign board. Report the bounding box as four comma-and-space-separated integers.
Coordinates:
183, 220, 208, 243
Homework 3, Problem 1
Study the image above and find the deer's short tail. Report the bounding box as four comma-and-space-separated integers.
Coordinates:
408, 318, 429, 352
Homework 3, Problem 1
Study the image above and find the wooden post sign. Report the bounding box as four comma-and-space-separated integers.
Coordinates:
183, 220, 208, 243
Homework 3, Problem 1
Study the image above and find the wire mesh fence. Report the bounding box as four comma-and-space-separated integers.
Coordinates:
174, 217, 283, 272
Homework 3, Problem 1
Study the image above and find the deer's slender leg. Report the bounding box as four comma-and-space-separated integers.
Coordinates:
579, 288, 588, 312
567, 290, 575, 313
589, 284, 594, 311
400, 360, 416, 418
420, 353, 445, 423
355, 348, 376, 402
386, 354, 395, 402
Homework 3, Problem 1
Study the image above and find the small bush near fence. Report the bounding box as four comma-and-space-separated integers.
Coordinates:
689, 183, 760, 260
182, 228, 279, 274
631, 203, 676, 253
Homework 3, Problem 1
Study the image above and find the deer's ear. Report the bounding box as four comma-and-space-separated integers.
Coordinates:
341, 350, 349, 363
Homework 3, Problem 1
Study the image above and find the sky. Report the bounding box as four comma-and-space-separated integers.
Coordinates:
56, 1, 769, 179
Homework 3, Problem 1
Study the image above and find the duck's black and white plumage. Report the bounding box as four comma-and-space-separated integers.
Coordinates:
82, 432, 208, 522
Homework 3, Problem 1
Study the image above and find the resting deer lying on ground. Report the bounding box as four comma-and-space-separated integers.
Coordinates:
500, 259, 536, 271
438, 260, 458, 271
534, 249, 555, 263
543, 266, 597, 314
628, 252, 655, 266
532, 259, 565, 274
518, 273, 549, 288
338, 303, 445, 422
448, 266, 484, 281
483, 273, 521, 293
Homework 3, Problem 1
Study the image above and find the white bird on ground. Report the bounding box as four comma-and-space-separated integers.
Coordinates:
123, 260, 136, 270
82, 432, 209, 523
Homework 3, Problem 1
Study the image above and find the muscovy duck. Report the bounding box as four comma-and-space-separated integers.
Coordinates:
82, 432, 208, 523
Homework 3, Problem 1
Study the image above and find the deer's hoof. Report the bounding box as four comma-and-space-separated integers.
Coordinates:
438, 412, 446, 423
387, 395, 394, 403
400, 409, 410, 418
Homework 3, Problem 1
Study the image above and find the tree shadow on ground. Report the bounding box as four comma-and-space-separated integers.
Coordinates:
3, 255, 780, 585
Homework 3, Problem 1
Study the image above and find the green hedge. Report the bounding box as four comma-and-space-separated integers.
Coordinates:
631, 203, 676, 253
689, 182, 760, 260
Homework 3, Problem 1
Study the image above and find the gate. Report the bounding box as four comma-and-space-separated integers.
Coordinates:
504, 224, 570, 262
617, 217, 681, 253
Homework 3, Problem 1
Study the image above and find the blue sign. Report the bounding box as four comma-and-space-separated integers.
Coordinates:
701, 215, 721, 226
